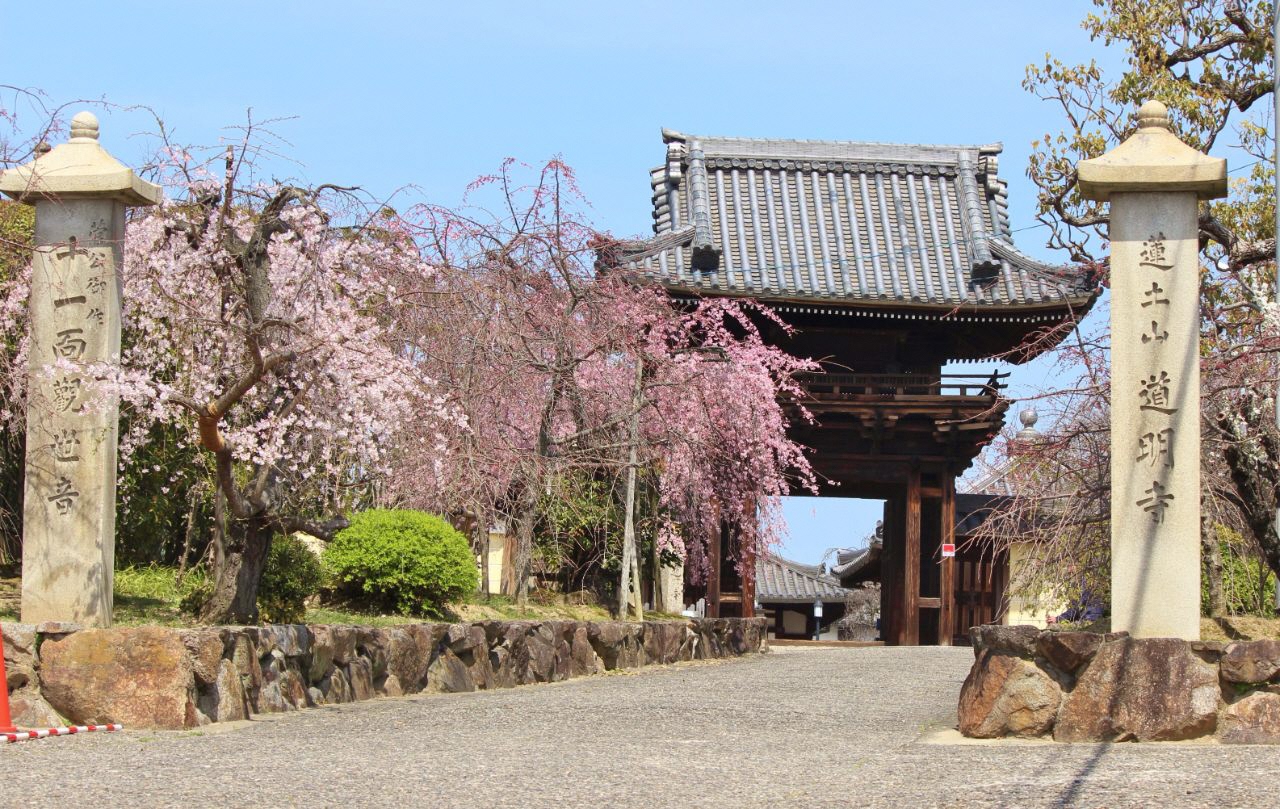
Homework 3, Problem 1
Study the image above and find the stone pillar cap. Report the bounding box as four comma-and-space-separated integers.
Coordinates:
0, 111, 161, 207
1077, 100, 1227, 202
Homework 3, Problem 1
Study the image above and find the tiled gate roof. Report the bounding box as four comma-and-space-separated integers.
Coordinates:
617, 130, 1097, 313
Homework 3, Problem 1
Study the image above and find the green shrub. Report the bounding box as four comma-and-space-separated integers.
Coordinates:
258, 534, 325, 624
323, 509, 477, 617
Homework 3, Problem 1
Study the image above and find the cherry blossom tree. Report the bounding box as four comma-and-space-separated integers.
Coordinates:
387, 159, 816, 608
2, 127, 459, 622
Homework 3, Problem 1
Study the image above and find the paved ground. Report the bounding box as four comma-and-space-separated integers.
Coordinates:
6, 646, 1278, 808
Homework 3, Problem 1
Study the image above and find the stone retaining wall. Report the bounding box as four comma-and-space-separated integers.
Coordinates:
959, 625, 1280, 743
3, 617, 767, 730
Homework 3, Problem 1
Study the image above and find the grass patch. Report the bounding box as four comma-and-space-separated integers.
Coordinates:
1201, 616, 1280, 641
0, 570, 687, 626
304, 606, 424, 627
113, 565, 205, 626
0, 576, 18, 623
450, 593, 612, 623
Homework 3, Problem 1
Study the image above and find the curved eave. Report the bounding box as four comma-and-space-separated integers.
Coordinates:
657, 283, 1100, 323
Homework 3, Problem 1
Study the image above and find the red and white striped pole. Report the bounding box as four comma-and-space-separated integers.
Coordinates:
4, 724, 124, 744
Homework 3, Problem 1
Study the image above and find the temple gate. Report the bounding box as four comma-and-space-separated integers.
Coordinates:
617, 130, 1098, 644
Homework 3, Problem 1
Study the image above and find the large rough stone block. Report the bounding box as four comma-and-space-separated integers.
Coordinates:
1220, 641, 1280, 685
3, 622, 37, 693
570, 625, 601, 676
522, 624, 558, 683
8, 691, 64, 728
197, 658, 248, 723
257, 625, 311, 659
323, 626, 359, 664
308, 626, 336, 685
39, 627, 199, 730
257, 681, 289, 713
445, 623, 494, 688
3, 623, 36, 661
695, 621, 724, 660
426, 648, 475, 693
527, 622, 570, 682
385, 628, 431, 694
958, 649, 1061, 738
1219, 691, 1280, 744
4, 622, 63, 728
1055, 637, 1220, 742
644, 622, 682, 665
1037, 632, 1104, 675
347, 658, 375, 701
320, 667, 353, 704
180, 629, 225, 687
589, 622, 644, 669
228, 631, 263, 710
970, 625, 1041, 659
356, 627, 392, 682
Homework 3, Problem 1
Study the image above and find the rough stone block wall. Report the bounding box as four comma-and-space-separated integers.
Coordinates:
959, 625, 1280, 743
3, 618, 768, 730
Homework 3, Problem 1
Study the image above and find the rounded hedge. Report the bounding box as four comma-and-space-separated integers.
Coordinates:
323, 509, 477, 617
258, 534, 325, 624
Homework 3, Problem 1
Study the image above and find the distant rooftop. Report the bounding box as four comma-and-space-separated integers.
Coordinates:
756, 553, 851, 603
616, 129, 1098, 316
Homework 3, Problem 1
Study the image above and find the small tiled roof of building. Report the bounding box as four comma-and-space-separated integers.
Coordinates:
830, 538, 882, 582
756, 553, 851, 603
616, 130, 1098, 315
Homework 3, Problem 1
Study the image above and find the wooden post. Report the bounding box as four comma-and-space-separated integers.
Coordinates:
902, 467, 921, 645
880, 498, 899, 644
938, 474, 955, 646
741, 542, 756, 618
706, 518, 722, 618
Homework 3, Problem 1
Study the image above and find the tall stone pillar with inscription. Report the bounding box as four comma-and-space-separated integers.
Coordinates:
0, 112, 160, 626
1078, 101, 1226, 640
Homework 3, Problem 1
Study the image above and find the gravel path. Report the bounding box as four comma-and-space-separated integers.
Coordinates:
5, 646, 1277, 808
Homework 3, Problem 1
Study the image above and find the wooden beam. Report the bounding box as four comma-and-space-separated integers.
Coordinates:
900, 468, 921, 645
918, 597, 942, 609
939, 474, 956, 646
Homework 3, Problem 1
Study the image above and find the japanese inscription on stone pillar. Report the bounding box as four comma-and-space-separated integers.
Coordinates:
1078, 100, 1227, 640
0, 112, 160, 626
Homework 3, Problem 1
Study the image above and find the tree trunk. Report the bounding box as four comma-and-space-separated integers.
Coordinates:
619, 357, 644, 621
478, 520, 491, 597
512, 486, 538, 608
198, 517, 272, 624
1202, 515, 1226, 618
1218, 404, 1280, 578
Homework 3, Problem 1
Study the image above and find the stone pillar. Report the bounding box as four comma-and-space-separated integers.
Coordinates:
1078, 101, 1226, 640
0, 112, 160, 626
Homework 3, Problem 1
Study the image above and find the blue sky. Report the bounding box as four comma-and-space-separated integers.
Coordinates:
4, 0, 1133, 563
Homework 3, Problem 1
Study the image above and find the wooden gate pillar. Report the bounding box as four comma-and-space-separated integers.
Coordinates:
900, 467, 921, 645
938, 474, 956, 646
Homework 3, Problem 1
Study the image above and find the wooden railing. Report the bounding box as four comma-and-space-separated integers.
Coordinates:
797, 371, 1008, 398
